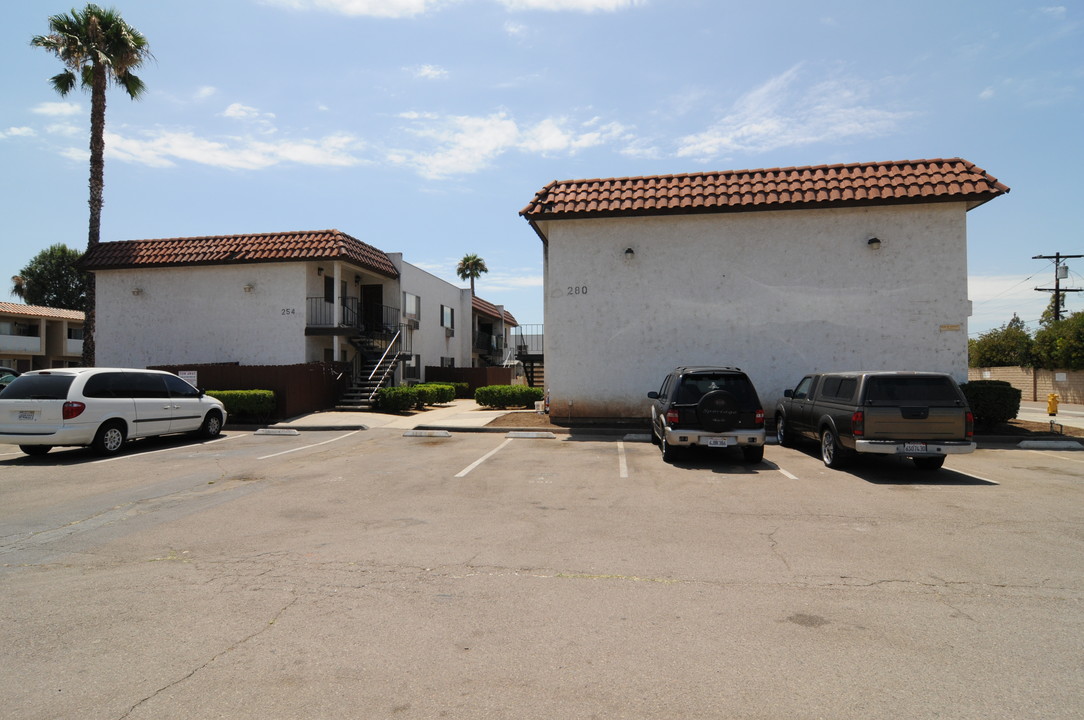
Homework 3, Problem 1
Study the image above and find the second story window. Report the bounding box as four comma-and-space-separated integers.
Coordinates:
440, 305, 454, 329
404, 292, 420, 319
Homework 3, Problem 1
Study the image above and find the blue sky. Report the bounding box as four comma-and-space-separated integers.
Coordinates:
2, 0, 1081, 334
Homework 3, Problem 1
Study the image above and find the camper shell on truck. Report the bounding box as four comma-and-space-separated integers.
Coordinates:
775, 371, 975, 471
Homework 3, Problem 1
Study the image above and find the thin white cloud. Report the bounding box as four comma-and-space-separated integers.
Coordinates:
0, 127, 35, 139
102, 129, 367, 170
504, 20, 527, 36
221, 103, 277, 122
412, 64, 449, 80
260, 0, 451, 18
390, 111, 632, 178
979, 87, 995, 100
676, 65, 912, 160
496, 0, 644, 10
32, 101, 82, 117
968, 274, 1062, 334
1038, 6, 1067, 20
194, 86, 217, 100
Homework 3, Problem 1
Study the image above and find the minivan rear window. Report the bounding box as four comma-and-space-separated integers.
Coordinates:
0, 374, 75, 400
865, 376, 961, 406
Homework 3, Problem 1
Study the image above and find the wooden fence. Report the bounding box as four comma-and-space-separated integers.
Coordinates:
423, 366, 517, 392
151, 362, 351, 420
968, 366, 1084, 403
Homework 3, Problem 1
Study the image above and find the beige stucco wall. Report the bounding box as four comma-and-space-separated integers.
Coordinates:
96, 263, 307, 368
538, 202, 972, 418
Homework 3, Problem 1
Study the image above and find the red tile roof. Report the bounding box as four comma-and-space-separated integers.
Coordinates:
0, 302, 84, 321
80, 229, 399, 278
472, 295, 518, 326
521, 158, 1008, 222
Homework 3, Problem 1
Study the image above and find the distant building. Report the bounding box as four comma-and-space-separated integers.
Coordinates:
0, 302, 84, 372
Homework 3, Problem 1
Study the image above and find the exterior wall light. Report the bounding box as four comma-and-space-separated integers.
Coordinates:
867, 237, 882, 250
131, 288, 143, 296
624, 247, 635, 259
317, 267, 324, 276
243, 284, 255, 293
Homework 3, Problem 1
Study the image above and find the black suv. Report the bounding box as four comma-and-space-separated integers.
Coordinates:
647, 366, 766, 463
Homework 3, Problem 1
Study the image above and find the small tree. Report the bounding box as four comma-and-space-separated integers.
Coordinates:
10, 244, 87, 310
1034, 311, 1084, 370
456, 253, 488, 296
968, 314, 1035, 367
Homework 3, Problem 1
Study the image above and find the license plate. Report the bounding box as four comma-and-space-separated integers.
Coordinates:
902, 442, 927, 453
705, 437, 729, 448
17, 411, 35, 421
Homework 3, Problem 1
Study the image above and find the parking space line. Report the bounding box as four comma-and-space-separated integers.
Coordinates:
777, 467, 799, 480
618, 441, 628, 478
92, 434, 243, 464
455, 438, 513, 478
257, 431, 359, 460
1027, 449, 1084, 464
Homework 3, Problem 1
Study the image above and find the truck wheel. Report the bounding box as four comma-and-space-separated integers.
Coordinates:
775, 414, 791, 447
913, 456, 945, 471
820, 427, 848, 469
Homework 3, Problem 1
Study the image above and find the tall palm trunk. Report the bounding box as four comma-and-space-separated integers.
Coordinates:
82, 62, 108, 366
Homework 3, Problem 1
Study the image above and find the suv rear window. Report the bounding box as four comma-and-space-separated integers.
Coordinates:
0, 374, 75, 400
864, 376, 961, 406
675, 373, 757, 405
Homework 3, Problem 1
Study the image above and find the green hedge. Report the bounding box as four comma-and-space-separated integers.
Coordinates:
375, 386, 417, 413
415, 383, 456, 405
206, 390, 276, 421
960, 380, 1021, 428
474, 385, 544, 409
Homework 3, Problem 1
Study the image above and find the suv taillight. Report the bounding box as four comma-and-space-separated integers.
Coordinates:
852, 410, 865, 437
754, 408, 764, 427
666, 409, 680, 425
62, 401, 86, 420
965, 410, 974, 439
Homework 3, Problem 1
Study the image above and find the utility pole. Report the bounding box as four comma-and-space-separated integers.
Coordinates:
1034, 253, 1084, 322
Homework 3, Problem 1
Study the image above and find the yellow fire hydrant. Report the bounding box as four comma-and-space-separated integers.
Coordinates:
1048, 393, 1060, 416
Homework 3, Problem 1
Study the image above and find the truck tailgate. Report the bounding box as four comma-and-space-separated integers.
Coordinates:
864, 406, 966, 439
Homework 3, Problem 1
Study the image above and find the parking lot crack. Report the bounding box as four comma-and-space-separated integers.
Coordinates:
115, 594, 299, 720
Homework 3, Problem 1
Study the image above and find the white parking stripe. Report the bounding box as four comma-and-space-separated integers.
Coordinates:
618, 441, 629, 478
92, 434, 243, 464
257, 431, 359, 460
1027, 449, 1084, 464
455, 438, 513, 478
777, 467, 799, 480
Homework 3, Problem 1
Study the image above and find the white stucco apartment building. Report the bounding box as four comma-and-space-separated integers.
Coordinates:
80, 230, 515, 385
520, 158, 1009, 419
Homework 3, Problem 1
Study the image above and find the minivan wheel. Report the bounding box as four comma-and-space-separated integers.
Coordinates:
820, 428, 847, 469
92, 420, 127, 456
913, 456, 946, 472
198, 410, 223, 438
20, 445, 51, 456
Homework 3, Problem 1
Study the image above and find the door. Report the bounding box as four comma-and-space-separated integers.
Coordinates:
124, 372, 173, 438
163, 373, 206, 433
789, 376, 819, 437
361, 284, 384, 331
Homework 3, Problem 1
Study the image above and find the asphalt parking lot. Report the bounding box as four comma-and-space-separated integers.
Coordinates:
1, 424, 1082, 720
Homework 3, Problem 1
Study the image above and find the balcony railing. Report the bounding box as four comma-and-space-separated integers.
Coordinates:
473, 331, 504, 354
306, 297, 400, 333
513, 324, 543, 356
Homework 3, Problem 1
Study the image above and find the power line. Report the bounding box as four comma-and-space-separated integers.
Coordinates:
1034, 253, 1084, 322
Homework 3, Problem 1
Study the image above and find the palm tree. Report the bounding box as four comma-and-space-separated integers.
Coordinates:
456, 254, 489, 296
32, 4, 152, 366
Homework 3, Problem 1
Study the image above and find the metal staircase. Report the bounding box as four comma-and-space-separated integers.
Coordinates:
337, 329, 406, 411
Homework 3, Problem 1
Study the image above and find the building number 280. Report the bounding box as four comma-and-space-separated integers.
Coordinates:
567, 286, 587, 296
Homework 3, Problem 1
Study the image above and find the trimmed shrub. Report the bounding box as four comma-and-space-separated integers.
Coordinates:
376, 386, 418, 413
415, 383, 456, 405
206, 390, 276, 421
475, 385, 544, 409
960, 380, 1022, 428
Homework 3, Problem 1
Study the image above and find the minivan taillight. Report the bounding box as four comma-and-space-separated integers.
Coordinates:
754, 408, 764, 427
965, 410, 974, 439
666, 409, 680, 425
852, 410, 865, 437
62, 401, 86, 420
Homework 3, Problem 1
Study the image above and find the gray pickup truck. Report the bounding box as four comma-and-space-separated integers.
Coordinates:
774, 371, 975, 471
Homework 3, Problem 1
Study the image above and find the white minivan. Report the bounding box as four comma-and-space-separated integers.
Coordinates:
0, 368, 227, 457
